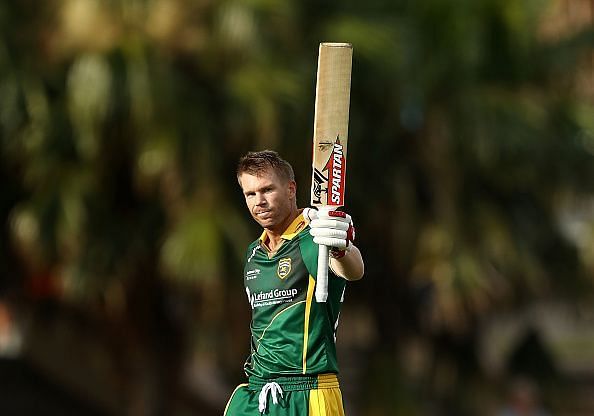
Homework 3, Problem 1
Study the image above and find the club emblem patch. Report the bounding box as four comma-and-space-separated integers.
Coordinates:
277, 258, 292, 279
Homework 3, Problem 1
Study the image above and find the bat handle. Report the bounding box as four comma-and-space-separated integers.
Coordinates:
315, 206, 333, 303
316, 244, 329, 302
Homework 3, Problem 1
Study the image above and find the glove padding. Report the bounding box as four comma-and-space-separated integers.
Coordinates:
303, 208, 355, 257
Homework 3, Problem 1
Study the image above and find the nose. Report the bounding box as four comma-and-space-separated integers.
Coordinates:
255, 192, 267, 206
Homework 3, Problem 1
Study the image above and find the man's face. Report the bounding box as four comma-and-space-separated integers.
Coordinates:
239, 169, 296, 231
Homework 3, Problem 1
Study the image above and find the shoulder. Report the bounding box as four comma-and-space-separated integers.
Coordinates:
244, 239, 261, 261
295, 224, 314, 246
247, 238, 261, 250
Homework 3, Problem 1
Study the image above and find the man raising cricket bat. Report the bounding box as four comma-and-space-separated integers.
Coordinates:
224, 44, 364, 416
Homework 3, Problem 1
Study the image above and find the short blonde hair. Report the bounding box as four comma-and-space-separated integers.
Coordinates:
236, 150, 295, 184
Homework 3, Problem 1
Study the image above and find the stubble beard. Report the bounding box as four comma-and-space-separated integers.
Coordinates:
255, 203, 294, 234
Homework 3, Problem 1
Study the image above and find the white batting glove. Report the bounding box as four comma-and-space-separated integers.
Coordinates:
303, 208, 355, 258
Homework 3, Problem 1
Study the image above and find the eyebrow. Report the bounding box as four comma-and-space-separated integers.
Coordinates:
243, 183, 275, 195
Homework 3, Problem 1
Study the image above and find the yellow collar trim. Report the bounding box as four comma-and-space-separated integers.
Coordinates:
259, 213, 307, 243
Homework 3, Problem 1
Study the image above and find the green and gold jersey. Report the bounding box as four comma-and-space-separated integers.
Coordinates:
243, 213, 347, 379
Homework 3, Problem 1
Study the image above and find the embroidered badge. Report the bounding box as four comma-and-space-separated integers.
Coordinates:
277, 257, 292, 279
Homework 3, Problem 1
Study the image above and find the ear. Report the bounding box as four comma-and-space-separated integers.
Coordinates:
287, 180, 296, 199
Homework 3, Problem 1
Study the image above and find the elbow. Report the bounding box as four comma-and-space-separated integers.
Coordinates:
347, 262, 364, 281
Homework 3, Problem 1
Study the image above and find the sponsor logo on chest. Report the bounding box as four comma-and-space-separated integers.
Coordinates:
245, 287, 299, 309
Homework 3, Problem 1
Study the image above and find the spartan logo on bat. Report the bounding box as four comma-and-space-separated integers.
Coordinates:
312, 136, 346, 205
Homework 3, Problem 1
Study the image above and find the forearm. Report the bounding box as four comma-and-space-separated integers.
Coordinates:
330, 244, 364, 281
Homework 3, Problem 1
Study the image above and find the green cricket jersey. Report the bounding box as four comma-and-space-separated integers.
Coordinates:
243, 212, 346, 379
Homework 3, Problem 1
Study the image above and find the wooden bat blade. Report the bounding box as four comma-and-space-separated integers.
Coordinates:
311, 43, 353, 208
310, 42, 353, 303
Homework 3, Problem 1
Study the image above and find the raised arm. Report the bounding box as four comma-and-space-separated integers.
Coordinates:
304, 208, 364, 281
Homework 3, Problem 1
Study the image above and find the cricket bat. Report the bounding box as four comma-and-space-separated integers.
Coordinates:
310, 42, 353, 303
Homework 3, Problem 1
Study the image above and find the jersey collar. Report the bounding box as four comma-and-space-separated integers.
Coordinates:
259, 212, 307, 244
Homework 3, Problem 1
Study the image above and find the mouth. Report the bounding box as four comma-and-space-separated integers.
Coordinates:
255, 210, 272, 219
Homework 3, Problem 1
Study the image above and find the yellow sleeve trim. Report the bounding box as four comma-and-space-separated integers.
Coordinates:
302, 275, 316, 373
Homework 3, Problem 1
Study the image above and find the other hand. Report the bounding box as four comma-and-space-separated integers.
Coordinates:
303, 208, 355, 258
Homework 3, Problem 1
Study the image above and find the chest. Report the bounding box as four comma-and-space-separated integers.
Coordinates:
244, 241, 310, 309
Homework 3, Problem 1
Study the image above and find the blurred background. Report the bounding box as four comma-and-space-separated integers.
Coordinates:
2, 0, 594, 415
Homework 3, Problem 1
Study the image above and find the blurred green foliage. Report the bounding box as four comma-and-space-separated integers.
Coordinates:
2, 0, 594, 414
